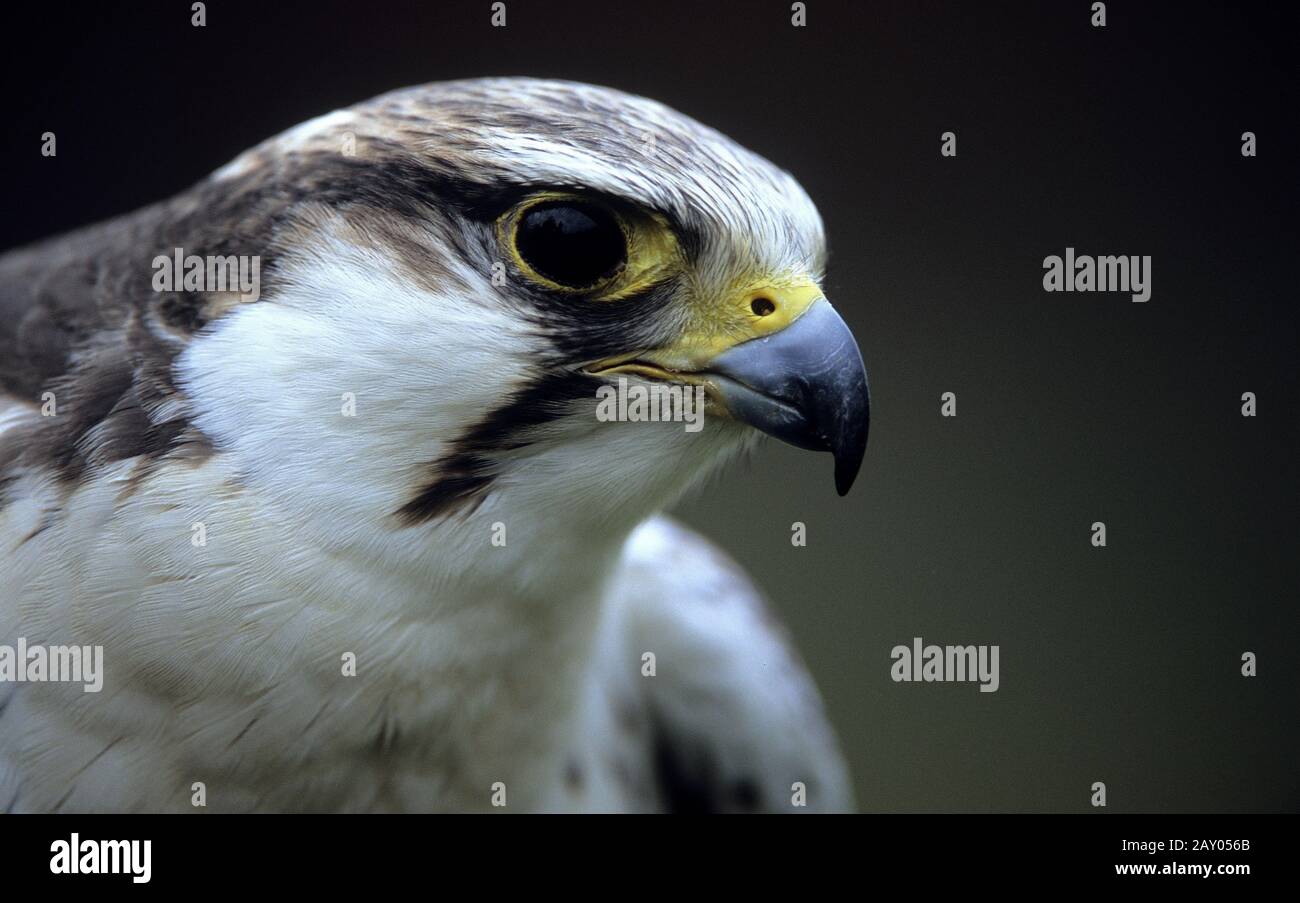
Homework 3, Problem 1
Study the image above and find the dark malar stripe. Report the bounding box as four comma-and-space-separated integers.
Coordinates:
395, 369, 594, 524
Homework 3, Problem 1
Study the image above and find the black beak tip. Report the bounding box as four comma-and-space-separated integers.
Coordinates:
834, 459, 858, 497
832, 421, 869, 496
707, 297, 871, 498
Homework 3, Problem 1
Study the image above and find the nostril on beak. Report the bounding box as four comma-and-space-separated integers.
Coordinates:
750, 296, 776, 317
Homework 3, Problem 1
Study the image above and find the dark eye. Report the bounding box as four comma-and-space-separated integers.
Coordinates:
515, 201, 626, 289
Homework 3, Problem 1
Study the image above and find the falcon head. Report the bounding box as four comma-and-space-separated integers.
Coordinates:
176, 78, 869, 551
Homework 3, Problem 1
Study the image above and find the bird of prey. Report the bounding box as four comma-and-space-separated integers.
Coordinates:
0, 78, 869, 813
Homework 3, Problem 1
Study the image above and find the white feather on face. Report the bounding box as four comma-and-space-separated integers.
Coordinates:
178, 77, 827, 579
177, 209, 752, 587
0, 79, 855, 813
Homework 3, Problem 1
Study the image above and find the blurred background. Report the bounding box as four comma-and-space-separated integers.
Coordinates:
3, 0, 1295, 811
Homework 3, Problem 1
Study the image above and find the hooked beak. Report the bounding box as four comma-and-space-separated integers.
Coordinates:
703, 297, 870, 495
586, 293, 871, 495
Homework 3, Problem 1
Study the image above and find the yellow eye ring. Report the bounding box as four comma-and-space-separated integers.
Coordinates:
498, 192, 682, 301
499, 193, 630, 293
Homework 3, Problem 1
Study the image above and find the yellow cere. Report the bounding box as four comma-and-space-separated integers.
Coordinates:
501, 192, 824, 374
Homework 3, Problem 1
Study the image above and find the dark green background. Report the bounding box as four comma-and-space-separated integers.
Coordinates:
4, 0, 1296, 810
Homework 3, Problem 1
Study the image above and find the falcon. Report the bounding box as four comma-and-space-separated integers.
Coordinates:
0, 78, 870, 813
